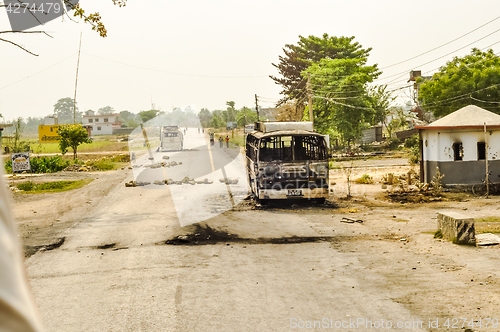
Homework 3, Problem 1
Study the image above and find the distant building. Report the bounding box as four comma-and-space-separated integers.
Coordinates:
83, 110, 122, 135
44, 116, 58, 125
417, 105, 500, 185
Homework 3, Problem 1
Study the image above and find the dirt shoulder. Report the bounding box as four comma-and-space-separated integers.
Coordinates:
9, 169, 130, 257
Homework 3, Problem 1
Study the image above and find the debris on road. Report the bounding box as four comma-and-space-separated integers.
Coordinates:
476, 233, 500, 246
219, 178, 239, 184
341, 217, 364, 223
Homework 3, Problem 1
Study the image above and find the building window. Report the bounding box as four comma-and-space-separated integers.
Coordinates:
453, 142, 463, 161
95, 118, 99, 122
104, 118, 108, 123
97, 126, 101, 131
478, 142, 486, 160
89, 119, 93, 123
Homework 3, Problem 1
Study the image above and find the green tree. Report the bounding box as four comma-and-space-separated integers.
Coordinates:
270, 34, 373, 107
54, 97, 82, 124
368, 85, 394, 127
6, 118, 31, 153
236, 107, 258, 127
57, 124, 92, 159
138, 109, 159, 123
98, 106, 116, 115
210, 110, 224, 129
305, 57, 380, 145
419, 48, 500, 117
198, 108, 212, 128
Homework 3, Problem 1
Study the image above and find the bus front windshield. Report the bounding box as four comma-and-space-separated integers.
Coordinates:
259, 135, 327, 162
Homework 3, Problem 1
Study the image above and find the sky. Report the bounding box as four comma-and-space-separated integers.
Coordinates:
1, 0, 500, 121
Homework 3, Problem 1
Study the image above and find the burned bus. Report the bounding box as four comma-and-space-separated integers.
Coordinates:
245, 121, 329, 201
160, 125, 183, 151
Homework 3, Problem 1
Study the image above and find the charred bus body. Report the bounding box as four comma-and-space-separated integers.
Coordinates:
246, 122, 329, 200
160, 126, 183, 151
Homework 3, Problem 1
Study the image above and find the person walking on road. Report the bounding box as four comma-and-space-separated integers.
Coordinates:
219, 136, 223, 148
225, 135, 229, 148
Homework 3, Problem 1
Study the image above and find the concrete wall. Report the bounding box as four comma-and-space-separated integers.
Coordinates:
424, 159, 500, 184
90, 124, 113, 135
421, 128, 500, 184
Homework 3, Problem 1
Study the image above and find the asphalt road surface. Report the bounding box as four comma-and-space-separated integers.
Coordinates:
24, 128, 445, 331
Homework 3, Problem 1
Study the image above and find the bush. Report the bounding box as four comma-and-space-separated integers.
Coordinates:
4, 156, 70, 174
86, 158, 116, 171
404, 134, 419, 149
355, 174, 374, 184
387, 137, 400, 150
405, 134, 420, 165
30, 156, 70, 173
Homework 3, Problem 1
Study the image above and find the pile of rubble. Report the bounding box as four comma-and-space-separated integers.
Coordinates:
63, 164, 95, 172
125, 177, 214, 187
138, 160, 182, 169
219, 178, 239, 184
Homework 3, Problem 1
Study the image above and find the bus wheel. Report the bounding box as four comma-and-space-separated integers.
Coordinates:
314, 198, 326, 204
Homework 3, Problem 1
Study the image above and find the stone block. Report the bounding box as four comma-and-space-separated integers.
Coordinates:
437, 211, 476, 245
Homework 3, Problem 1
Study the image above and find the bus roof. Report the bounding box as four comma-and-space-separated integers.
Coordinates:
248, 130, 325, 139
254, 121, 313, 133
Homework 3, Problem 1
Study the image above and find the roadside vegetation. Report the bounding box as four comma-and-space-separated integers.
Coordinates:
14, 179, 94, 194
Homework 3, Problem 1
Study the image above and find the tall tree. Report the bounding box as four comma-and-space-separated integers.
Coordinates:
236, 107, 258, 127
198, 108, 212, 128
138, 110, 159, 123
305, 57, 380, 145
419, 48, 500, 117
53, 97, 82, 124
270, 34, 373, 108
98, 106, 116, 115
368, 85, 394, 128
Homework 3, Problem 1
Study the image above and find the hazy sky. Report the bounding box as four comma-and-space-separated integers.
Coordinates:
1, 0, 500, 121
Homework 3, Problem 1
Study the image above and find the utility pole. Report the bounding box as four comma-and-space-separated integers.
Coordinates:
73, 32, 82, 124
485, 122, 489, 196
255, 94, 259, 121
307, 73, 313, 124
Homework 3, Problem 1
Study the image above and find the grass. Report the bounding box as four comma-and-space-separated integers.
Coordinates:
85, 157, 128, 171
329, 161, 341, 169
474, 216, 500, 234
29, 140, 129, 154
16, 179, 94, 194
433, 230, 443, 238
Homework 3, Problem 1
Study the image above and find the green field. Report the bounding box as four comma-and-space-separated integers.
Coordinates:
26, 140, 129, 154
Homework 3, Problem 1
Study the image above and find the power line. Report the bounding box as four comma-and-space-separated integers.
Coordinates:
379, 28, 500, 85
0, 53, 76, 90
422, 81, 500, 107
82, 52, 269, 79
380, 16, 500, 69
470, 96, 500, 104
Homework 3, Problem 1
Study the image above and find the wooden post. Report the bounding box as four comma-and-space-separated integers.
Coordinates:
307, 73, 313, 124
485, 122, 489, 196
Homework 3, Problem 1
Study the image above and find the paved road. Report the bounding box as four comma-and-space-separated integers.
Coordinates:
26, 128, 428, 332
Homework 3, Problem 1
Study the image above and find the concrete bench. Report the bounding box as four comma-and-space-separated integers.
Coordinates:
437, 211, 476, 245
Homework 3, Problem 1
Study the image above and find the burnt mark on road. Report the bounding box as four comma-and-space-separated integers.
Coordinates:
163, 224, 337, 246
24, 237, 66, 258
93, 243, 117, 250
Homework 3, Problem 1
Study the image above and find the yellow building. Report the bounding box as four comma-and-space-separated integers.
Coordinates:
38, 125, 62, 143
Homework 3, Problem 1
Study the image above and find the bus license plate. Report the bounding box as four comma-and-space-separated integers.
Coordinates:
287, 189, 303, 196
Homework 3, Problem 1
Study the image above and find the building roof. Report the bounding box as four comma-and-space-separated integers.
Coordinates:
417, 105, 500, 129
83, 113, 119, 118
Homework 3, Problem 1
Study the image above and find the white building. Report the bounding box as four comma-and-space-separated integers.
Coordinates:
83, 110, 122, 135
417, 105, 500, 185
